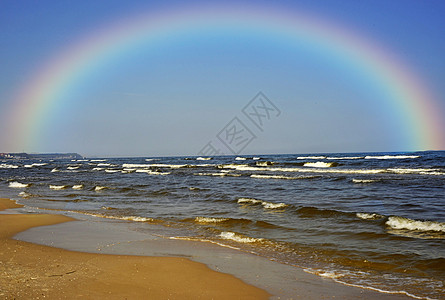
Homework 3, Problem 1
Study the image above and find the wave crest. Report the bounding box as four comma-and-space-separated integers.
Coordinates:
386, 216, 445, 233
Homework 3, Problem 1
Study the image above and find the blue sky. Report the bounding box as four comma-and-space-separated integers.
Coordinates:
0, 0, 444, 157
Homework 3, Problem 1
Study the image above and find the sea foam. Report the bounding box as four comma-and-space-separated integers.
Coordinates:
304, 162, 338, 168
365, 155, 420, 160
195, 217, 230, 223
237, 198, 287, 209
9, 181, 30, 188
386, 216, 445, 232
220, 231, 263, 243
0, 164, 18, 169
49, 185, 68, 190
356, 212, 384, 220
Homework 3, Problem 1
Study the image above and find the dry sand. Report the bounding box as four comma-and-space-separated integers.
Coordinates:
0, 198, 270, 299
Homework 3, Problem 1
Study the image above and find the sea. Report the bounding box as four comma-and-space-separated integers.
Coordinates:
1, 151, 444, 299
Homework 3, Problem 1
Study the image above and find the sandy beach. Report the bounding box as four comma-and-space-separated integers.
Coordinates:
0, 198, 269, 299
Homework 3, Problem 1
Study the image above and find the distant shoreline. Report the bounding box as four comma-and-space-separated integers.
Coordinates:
0, 152, 83, 160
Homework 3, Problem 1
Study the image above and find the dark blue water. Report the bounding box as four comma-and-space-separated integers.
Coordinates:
1, 151, 444, 299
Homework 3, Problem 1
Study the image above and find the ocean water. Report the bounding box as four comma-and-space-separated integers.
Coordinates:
1, 151, 444, 299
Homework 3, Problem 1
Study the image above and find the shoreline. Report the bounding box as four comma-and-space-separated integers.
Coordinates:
1, 197, 413, 299
0, 198, 269, 299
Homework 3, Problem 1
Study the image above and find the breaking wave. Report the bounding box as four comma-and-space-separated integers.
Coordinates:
9, 181, 30, 188
386, 216, 445, 233
356, 212, 384, 220
219, 231, 263, 243
365, 155, 420, 160
49, 185, 68, 190
194, 217, 230, 223
237, 198, 287, 209
304, 162, 338, 168
0, 164, 19, 168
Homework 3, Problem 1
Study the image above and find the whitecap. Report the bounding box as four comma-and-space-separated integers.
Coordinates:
237, 198, 287, 209
297, 156, 326, 159
219, 231, 263, 243
49, 185, 68, 190
9, 181, 30, 188
251, 174, 298, 180
365, 155, 419, 160
237, 198, 262, 204
352, 179, 378, 184
262, 202, 288, 209
0, 164, 18, 169
195, 217, 229, 223
356, 212, 384, 220
304, 162, 337, 168
386, 216, 445, 232
255, 161, 274, 166
72, 185, 84, 190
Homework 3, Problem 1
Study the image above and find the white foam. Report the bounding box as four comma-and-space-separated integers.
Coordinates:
0, 164, 18, 169
91, 159, 107, 162
97, 163, 111, 167
32, 163, 47, 166
19, 191, 32, 198
9, 181, 30, 188
297, 156, 326, 159
220, 164, 385, 174
195, 217, 229, 223
51, 168, 59, 172
105, 169, 120, 173
220, 231, 263, 243
49, 185, 68, 190
123, 163, 186, 169
237, 198, 262, 204
365, 155, 420, 160
251, 174, 298, 180
95, 186, 107, 191
326, 156, 363, 160
195, 172, 240, 177
262, 202, 288, 209
237, 198, 287, 209
72, 185, 84, 190
92, 167, 104, 171
253, 157, 261, 160
196, 157, 212, 160
304, 162, 337, 168
135, 169, 170, 175
352, 179, 378, 184
255, 161, 274, 166
356, 212, 384, 220
388, 168, 444, 175
80, 212, 154, 222
235, 157, 247, 160
386, 216, 445, 232
67, 166, 80, 170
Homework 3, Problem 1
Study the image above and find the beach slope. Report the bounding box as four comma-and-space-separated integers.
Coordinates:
0, 198, 269, 299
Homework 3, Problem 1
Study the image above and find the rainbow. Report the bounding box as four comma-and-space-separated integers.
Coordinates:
6, 3, 445, 151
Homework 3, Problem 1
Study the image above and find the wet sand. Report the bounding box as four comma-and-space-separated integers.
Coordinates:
0, 198, 269, 299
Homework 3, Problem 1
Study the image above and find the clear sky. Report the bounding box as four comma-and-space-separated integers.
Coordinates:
0, 0, 444, 157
